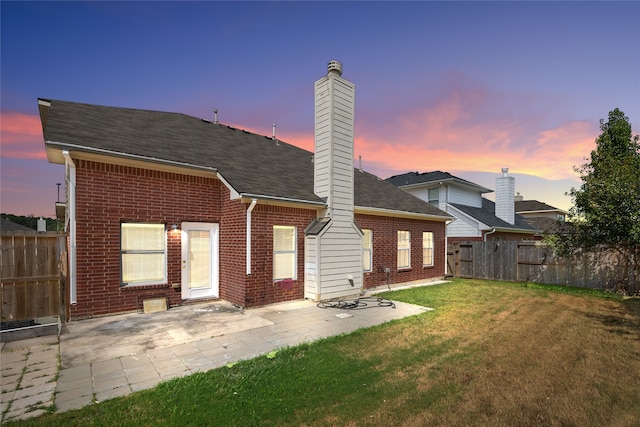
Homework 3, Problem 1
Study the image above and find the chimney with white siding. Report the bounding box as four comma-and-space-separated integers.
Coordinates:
313, 60, 355, 220
304, 60, 363, 301
495, 168, 515, 225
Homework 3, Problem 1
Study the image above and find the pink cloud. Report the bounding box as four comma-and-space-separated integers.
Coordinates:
0, 112, 46, 160
351, 84, 599, 181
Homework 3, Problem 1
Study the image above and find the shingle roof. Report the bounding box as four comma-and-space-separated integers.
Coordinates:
515, 200, 567, 213
0, 218, 36, 232
40, 99, 451, 219
386, 171, 492, 193
451, 198, 539, 232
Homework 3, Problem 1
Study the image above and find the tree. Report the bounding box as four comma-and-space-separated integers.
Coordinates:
548, 108, 640, 293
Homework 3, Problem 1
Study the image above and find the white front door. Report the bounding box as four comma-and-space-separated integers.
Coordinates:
181, 222, 219, 300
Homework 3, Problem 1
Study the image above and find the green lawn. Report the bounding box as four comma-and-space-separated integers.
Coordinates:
7, 279, 640, 426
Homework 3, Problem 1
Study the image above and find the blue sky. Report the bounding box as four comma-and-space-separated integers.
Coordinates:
2, 1, 639, 217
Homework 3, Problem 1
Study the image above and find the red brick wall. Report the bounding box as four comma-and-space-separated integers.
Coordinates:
218, 191, 247, 307
243, 205, 316, 307
72, 160, 221, 319
71, 159, 449, 317
355, 214, 446, 289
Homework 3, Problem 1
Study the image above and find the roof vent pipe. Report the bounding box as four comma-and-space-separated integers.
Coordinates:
327, 60, 342, 76
213, 109, 218, 124
272, 123, 276, 140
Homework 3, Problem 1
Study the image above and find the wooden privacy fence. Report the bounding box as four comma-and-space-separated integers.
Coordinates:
449, 241, 637, 292
1, 232, 67, 323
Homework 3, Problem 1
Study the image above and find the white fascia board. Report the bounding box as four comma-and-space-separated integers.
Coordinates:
517, 209, 569, 215
44, 142, 218, 174
216, 172, 241, 199
400, 178, 492, 194
355, 206, 453, 222
239, 193, 326, 208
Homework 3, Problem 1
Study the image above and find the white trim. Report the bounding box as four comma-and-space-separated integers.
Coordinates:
355, 205, 453, 222
62, 151, 77, 305
246, 199, 257, 275
181, 222, 219, 300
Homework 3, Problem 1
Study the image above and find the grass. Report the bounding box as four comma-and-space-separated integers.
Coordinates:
6, 278, 640, 426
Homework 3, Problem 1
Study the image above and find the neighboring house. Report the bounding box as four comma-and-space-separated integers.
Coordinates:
1, 218, 37, 233
387, 169, 539, 242
38, 61, 453, 320
515, 196, 569, 236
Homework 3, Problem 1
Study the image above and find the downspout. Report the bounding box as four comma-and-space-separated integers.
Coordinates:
484, 228, 496, 241
62, 151, 77, 304
246, 199, 257, 275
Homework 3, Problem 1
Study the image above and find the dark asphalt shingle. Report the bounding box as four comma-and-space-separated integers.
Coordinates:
41, 99, 450, 219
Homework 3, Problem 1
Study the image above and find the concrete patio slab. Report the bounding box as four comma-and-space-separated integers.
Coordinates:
1, 283, 445, 422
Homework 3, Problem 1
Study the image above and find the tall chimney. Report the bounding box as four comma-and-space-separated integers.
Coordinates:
495, 167, 515, 224
305, 60, 362, 301
314, 60, 355, 221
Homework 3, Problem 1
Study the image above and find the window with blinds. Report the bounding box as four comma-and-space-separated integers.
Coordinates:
423, 231, 434, 266
362, 229, 372, 272
397, 230, 411, 269
273, 225, 296, 280
121, 223, 167, 286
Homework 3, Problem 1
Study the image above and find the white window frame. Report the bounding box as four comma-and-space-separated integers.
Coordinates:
120, 223, 167, 286
273, 225, 297, 280
397, 230, 411, 269
362, 229, 373, 272
423, 231, 434, 267
428, 188, 439, 207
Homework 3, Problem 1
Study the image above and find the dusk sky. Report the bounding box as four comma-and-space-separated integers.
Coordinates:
2, 1, 639, 218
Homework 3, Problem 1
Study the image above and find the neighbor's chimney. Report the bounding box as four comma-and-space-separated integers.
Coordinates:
514, 192, 524, 202
495, 167, 515, 225
314, 60, 355, 221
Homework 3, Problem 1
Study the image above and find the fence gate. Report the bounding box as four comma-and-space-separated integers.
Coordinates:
1, 232, 67, 326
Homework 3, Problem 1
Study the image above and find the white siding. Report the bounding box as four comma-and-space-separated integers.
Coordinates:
495, 175, 515, 224
304, 236, 319, 299
316, 224, 363, 300
314, 72, 355, 221
447, 211, 483, 238
308, 64, 362, 301
448, 185, 483, 208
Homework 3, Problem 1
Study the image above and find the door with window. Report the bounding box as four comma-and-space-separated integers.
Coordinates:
181, 222, 219, 300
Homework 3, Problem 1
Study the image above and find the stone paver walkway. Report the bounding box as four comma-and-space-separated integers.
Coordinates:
1, 283, 442, 423
1, 335, 59, 422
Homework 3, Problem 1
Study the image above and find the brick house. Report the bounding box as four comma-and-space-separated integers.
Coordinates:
39, 61, 452, 320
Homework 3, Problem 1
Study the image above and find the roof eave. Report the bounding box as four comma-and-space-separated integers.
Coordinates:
44, 142, 219, 174
398, 178, 493, 194
355, 206, 453, 222
490, 226, 539, 234
239, 193, 326, 208
517, 209, 569, 215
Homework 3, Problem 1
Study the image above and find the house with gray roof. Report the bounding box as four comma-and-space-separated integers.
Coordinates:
39, 61, 452, 319
387, 169, 538, 243
514, 196, 568, 236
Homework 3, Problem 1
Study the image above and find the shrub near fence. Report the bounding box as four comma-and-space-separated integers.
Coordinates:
451, 241, 638, 293
1, 232, 66, 322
